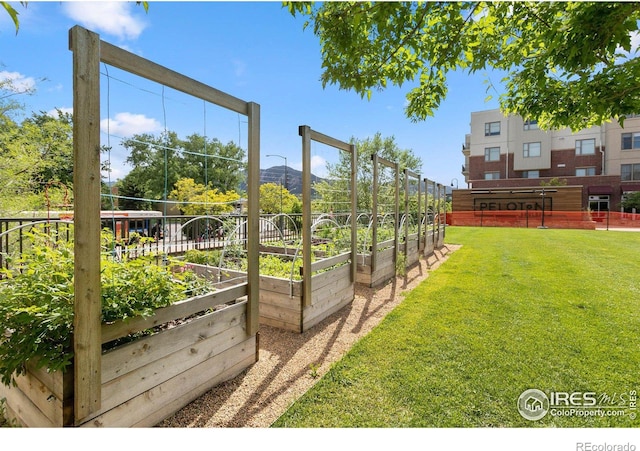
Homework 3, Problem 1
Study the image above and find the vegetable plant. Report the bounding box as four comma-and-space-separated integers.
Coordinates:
0, 228, 212, 386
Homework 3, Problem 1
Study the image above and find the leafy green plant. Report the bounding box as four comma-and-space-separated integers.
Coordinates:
395, 251, 406, 276
0, 397, 17, 427
0, 229, 212, 386
309, 363, 320, 379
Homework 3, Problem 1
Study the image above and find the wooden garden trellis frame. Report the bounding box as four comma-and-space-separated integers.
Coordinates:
403, 168, 421, 259
69, 26, 260, 423
371, 153, 399, 273
299, 125, 357, 308
435, 183, 447, 248
423, 178, 437, 255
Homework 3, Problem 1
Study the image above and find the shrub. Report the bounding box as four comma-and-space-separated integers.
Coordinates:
0, 229, 211, 385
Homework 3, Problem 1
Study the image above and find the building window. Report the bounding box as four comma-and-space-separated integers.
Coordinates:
621, 163, 640, 181
576, 138, 596, 155
484, 147, 500, 162
576, 167, 596, 176
523, 142, 541, 158
621, 132, 640, 150
523, 119, 538, 131
522, 170, 539, 178
484, 171, 500, 180
484, 121, 501, 136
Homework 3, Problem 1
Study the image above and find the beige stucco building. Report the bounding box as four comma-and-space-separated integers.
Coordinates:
461, 109, 640, 211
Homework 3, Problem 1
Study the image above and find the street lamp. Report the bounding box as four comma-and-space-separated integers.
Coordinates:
265, 154, 288, 191
451, 178, 458, 189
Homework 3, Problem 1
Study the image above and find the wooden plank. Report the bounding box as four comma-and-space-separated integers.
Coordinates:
310, 263, 351, 291
300, 126, 312, 308
131, 352, 257, 427
101, 283, 247, 343
26, 360, 73, 402
308, 128, 351, 153
309, 251, 350, 273
311, 275, 353, 307
99, 40, 249, 115
371, 154, 379, 271
355, 271, 372, 286
260, 289, 302, 311
80, 336, 256, 427
260, 315, 301, 332
376, 155, 397, 169
2, 401, 26, 427
69, 25, 102, 420
377, 238, 396, 249
0, 379, 55, 427
259, 275, 302, 297
246, 101, 260, 335
99, 322, 248, 413
13, 368, 66, 426
350, 142, 358, 284
101, 302, 247, 383
357, 253, 372, 266
259, 303, 301, 330
303, 289, 354, 332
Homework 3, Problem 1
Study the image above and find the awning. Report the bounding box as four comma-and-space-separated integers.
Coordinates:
620, 183, 640, 193
588, 185, 613, 195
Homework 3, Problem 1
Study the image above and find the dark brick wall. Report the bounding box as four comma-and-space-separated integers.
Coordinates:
467, 146, 621, 209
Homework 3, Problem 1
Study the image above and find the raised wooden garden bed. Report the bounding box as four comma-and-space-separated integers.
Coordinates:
404, 232, 420, 267
186, 252, 354, 334
356, 239, 397, 288
0, 284, 256, 427
261, 253, 353, 333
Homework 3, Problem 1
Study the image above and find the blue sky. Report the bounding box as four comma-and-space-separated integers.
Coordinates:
0, 1, 504, 188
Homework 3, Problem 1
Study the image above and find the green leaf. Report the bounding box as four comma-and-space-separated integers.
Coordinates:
1, 2, 20, 33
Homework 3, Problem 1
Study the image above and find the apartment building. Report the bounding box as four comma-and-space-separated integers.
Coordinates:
461, 109, 640, 211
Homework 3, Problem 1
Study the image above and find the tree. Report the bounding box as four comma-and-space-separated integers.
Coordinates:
169, 178, 239, 215
313, 132, 421, 213
621, 191, 640, 212
0, 110, 73, 215
540, 177, 568, 187
259, 182, 300, 214
180, 133, 246, 193
287, 2, 640, 131
117, 131, 246, 209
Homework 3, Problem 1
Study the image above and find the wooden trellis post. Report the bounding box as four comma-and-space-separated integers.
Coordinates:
70, 25, 102, 421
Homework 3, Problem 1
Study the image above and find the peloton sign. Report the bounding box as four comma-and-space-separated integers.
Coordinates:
474, 196, 553, 212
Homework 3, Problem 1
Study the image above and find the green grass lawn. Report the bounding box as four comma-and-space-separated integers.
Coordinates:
272, 227, 640, 427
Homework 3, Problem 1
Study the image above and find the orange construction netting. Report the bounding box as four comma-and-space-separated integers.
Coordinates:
447, 211, 640, 230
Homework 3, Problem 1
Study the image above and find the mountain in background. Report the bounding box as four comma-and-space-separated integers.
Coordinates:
239, 165, 325, 195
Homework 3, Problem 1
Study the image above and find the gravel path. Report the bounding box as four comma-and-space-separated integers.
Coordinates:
157, 245, 458, 428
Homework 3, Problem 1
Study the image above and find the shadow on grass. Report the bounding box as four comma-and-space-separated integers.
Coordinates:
157, 245, 457, 428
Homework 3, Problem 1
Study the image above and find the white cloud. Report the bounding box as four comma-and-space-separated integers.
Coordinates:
62, 2, 147, 40
0, 71, 36, 93
46, 107, 74, 117
290, 155, 329, 177
629, 31, 640, 54
101, 112, 161, 137
310, 155, 327, 173
615, 31, 640, 63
